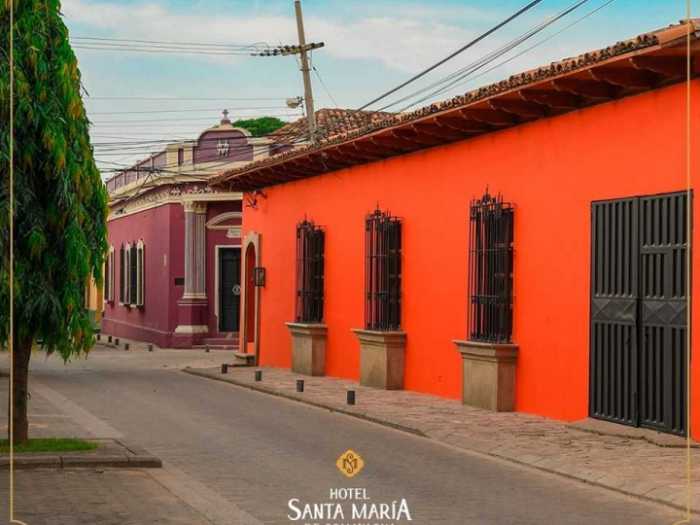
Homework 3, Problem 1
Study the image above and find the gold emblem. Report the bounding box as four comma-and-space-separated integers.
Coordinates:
336, 449, 364, 478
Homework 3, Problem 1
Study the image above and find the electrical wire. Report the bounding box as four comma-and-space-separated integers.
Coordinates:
72, 36, 271, 49
357, 0, 545, 110
86, 96, 288, 101
422, 0, 617, 106
89, 106, 294, 115
386, 0, 592, 113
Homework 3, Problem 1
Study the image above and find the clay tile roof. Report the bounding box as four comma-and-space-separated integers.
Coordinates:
276, 108, 395, 141
211, 19, 700, 191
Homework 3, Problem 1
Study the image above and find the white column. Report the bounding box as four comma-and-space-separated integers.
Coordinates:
183, 201, 207, 300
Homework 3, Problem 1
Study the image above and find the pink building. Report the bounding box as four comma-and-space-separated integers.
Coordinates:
101, 109, 387, 350
101, 112, 278, 349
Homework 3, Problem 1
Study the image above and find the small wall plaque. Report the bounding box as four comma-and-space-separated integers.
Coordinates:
254, 267, 266, 287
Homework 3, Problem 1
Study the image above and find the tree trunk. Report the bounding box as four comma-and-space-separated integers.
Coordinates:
11, 335, 32, 445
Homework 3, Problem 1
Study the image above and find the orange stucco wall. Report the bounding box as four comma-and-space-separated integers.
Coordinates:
243, 81, 700, 436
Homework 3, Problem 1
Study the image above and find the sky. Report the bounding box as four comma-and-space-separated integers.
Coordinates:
59, 0, 697, 172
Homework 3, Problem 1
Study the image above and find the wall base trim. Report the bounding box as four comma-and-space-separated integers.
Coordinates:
454, 339, 518, 412
352, 329, 406, 390
286, 322, 327, 376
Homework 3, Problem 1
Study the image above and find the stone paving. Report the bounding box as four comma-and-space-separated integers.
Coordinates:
187, 365, 700, 515
1, 468, 210, 525
0, 345, 233, 524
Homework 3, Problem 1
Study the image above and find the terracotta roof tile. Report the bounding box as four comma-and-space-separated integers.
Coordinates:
212, 19, 700, 190
276, 108, 394, 141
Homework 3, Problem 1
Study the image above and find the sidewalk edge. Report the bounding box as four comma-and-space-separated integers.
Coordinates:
183, 367, 699, 517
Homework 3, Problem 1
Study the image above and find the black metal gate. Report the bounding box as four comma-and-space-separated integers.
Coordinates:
590, 191, 690, 436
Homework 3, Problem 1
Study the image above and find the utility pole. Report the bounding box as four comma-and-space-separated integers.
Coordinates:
294, 0, 317, 143
250, 1, 323, 144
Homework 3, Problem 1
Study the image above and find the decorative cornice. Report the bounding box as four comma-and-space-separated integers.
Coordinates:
108, 183, 241, 221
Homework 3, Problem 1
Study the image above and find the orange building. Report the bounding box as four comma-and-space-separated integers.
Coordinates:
213, 21, 700, 438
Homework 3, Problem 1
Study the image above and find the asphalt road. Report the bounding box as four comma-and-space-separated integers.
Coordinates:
4, 349, 687, 524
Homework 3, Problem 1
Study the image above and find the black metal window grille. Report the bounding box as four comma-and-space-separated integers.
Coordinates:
295, 220, 325, 323
365, 209, 402, 331
468, 192, 514, 343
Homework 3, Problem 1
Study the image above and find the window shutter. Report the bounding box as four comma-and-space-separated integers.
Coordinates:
104, 253, 110, 302
130, 244, 138, 305
110, 250, 115, 302
136, 242, 145, 307
119, 245, 125, 303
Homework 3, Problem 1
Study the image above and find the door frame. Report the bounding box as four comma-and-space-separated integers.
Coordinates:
214, 244, 241, 333
240, 232, 261, 364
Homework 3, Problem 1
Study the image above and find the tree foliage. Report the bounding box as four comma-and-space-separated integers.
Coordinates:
233, 116, 286, 137
0, 0, 108, 358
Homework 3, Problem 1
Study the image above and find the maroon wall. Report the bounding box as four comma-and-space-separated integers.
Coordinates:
102, 203, 184, 347
103, 198, 243, 348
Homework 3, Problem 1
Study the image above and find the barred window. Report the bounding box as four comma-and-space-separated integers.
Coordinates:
295, 220, 324, 323
365, 208, 401, 331
468, 192, 514, 343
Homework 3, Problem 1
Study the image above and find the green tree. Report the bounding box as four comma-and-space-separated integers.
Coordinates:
233, 116, 286, 137
0, 0, 108, 443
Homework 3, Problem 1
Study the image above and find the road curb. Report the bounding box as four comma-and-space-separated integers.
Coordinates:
184, 366, 700, 517
182, 367, 427, 438
0, 439, 162, 470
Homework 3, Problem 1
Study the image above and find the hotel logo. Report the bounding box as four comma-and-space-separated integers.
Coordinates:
336, 449, 364, 478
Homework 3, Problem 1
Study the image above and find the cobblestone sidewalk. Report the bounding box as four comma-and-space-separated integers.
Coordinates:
187, 365, 700, 515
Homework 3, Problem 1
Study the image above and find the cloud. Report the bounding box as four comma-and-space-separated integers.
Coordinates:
61, 0, 497, 73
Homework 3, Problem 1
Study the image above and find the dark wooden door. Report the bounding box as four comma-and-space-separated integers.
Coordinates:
219, 248, 241, 332
590, 191, 689, 436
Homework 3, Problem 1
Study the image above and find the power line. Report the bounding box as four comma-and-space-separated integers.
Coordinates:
86, 96, 289, 101
72, 45, 260, 56
419, 0, 617, 106
311, 62, 339, 108
357, 0, 545, 110
384, 0, 592, 113
72, 36, 270, 49
91, 113, 303, 124
89, 106, 292, 115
